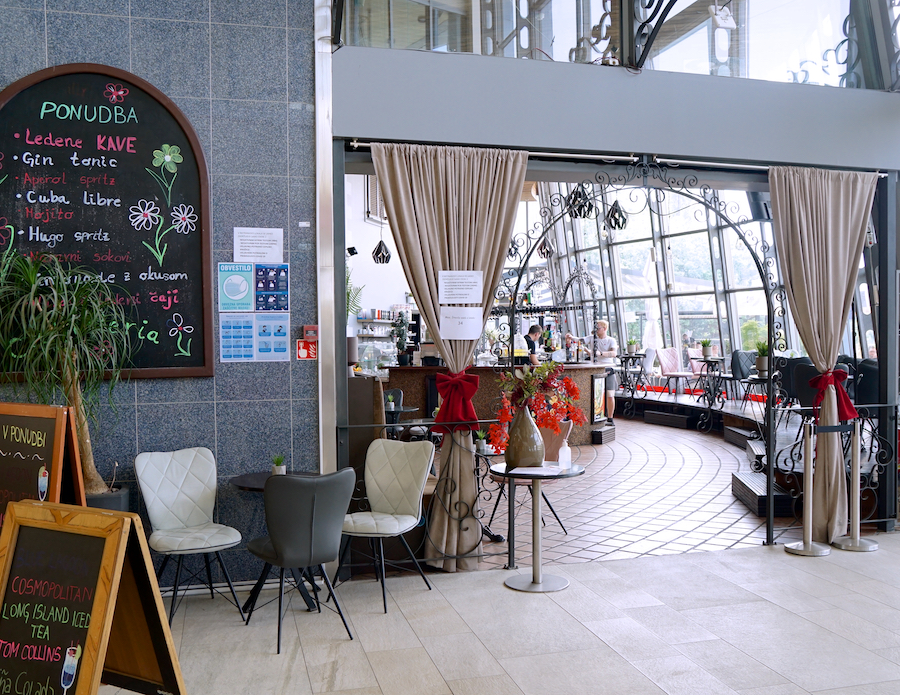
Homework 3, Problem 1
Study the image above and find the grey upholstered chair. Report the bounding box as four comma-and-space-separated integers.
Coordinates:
244, 468, 356, 652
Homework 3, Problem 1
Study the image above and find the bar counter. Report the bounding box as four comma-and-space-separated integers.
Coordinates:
384, 363, 606, 446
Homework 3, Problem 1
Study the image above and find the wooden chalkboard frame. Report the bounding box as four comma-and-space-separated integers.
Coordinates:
0, 63, 214, 378
0, 403, 75, 520
0, 501, 186, 695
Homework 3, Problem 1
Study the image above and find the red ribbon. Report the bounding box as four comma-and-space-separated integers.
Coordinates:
809, 369, 858, 423
433, 368, 480, 435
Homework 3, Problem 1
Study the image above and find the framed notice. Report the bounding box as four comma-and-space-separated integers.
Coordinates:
0, 64, 213, 377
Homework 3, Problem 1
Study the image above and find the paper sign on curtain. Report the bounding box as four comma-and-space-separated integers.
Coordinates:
439, 306, 483, 340
438, 271, 483, 304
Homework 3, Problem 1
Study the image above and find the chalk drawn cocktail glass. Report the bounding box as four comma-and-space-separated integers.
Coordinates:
60, 646, 80, 694
37, 466, 48, 502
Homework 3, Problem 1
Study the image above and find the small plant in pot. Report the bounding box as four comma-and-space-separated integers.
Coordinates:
390, 311, 410, 366
627, 338, 639, 354
0, 246, 132, 504
699, 339, 713, 358
474, 429, 488, 454
271, 454, 286, 476
385, 394, 395, 411
755, 340, 770, 377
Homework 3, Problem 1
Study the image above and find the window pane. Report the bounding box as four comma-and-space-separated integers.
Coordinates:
604, 188, 652, 242
656, 191, 708, 235
734, 290, 768, 350
613, 240, 659, 296
666, 233, 712, 293
724, 226, 764, 289
622, 298, 662, 348
673, 294, 720, 360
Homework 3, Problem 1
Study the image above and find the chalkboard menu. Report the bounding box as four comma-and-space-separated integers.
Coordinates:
0, 405, 69, 525
0, 525, 104, 695
0, 502, 186, 695
0, 64, 212, 377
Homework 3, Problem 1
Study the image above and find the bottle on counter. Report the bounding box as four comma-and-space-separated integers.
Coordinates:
558, 439, 572, 470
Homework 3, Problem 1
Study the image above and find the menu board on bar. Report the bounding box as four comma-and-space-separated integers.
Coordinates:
0, 64, 213, 377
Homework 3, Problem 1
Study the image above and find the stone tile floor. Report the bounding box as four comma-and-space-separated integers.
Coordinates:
476, 418, 803, 569
98, 418, 893, 694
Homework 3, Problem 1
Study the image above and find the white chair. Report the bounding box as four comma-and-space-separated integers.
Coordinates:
134, 447, 244, 625
336, 439, 435, 613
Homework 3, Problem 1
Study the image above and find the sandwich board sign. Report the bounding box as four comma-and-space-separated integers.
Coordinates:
0, 501, 186, 694
0, 403, 86, 526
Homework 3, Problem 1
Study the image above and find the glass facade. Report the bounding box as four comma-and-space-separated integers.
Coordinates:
343, 0, 896, 90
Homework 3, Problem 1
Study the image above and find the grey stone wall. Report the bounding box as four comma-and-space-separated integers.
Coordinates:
0, 0, 318, 583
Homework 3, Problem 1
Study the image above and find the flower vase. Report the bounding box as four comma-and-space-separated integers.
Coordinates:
505, 406, 545, 468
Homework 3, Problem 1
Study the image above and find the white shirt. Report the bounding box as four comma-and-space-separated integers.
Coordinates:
593, 336, 617, 367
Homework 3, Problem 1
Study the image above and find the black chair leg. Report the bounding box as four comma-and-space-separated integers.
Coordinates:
169, 555, 183, 626
277, 568, 285, 655
398, 534, 431, 591
320, 565, 353, 640
157, 554, 170, 581
328, 536, 351, 605
305, 567, 321, 613
244, 562, 271, 624
203, 554, 215, 599
377, 538, 388, 613
215, 551, 245, 622
541, 491, 567, 534
488, 484, 505, 526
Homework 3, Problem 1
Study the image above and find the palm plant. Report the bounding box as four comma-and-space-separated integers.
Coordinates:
0, 247, 132, 494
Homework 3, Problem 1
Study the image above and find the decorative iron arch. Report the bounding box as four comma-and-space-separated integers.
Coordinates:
495, 156, 785, 543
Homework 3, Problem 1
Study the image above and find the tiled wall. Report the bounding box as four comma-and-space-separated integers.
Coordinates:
0, 0, 318, 582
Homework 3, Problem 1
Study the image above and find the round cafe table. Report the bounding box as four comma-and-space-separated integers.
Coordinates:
489, 462, 585, 593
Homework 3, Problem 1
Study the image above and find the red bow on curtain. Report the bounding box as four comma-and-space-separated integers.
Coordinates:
433, 368, 480, 435
809, 369, 858, 423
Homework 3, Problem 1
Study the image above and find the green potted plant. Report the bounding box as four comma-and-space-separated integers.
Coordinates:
271, 454, 286, 476
385, 393, 395, 411
474, 429, 488, 454
699, 338, 713, 358
390, 311, 410, 366
0, 247, 132, 502
627, 338, 639, 355
755, 340, 770, 377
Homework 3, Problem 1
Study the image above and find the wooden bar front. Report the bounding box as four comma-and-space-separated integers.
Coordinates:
384, 364, 606, 445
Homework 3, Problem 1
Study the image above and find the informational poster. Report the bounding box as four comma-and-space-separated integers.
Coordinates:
234, 227, 283, 263
439, 306, 483, 340
219, 313, 290, 363
438, 270, 483, 304
253, 264, 289, 312
217, 263, 254, 312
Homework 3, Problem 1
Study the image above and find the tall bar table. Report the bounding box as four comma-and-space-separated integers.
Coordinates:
489, 462, 585, 592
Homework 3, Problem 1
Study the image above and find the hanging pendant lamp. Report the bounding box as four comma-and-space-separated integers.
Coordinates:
605, 200, 628, 230
536, 235, 555, 259
566, 183, 598, 219
373, 220, 391, 264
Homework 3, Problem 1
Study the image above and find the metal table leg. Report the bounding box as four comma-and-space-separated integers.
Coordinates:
505, 479, 569, 592
504, 477, 517, 569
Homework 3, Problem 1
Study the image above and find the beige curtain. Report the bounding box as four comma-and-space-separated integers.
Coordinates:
372, 143, 528, 571
769, 166, 877, 543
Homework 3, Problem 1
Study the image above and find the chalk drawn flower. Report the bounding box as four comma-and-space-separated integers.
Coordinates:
0, 151, 4, 170
104, 83, 129, 104
152, 144, 183, 173
129, 200, 161, 231
0, 218, 11, 250
167, 313, 194, 337
171, 204, 197, 234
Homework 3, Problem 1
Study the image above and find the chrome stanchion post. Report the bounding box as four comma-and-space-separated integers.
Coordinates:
833, 419, 878, 552
785, 422, 831, 557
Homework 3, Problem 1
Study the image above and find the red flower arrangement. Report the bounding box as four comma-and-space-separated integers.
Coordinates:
488, 361, 586, 452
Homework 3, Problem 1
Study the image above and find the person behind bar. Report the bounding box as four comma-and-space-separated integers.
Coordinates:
567, 319, 618, 424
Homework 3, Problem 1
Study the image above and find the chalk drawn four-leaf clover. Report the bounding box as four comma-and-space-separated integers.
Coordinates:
129, 200, 160, 231
167, 314, 194, 337
152, 144, 183, 173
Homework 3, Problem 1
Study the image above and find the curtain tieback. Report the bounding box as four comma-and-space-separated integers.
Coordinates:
809, 369, 857, 423
433, 368, 480, 435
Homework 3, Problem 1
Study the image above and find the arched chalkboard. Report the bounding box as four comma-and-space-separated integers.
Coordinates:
0, 65, 212, 377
